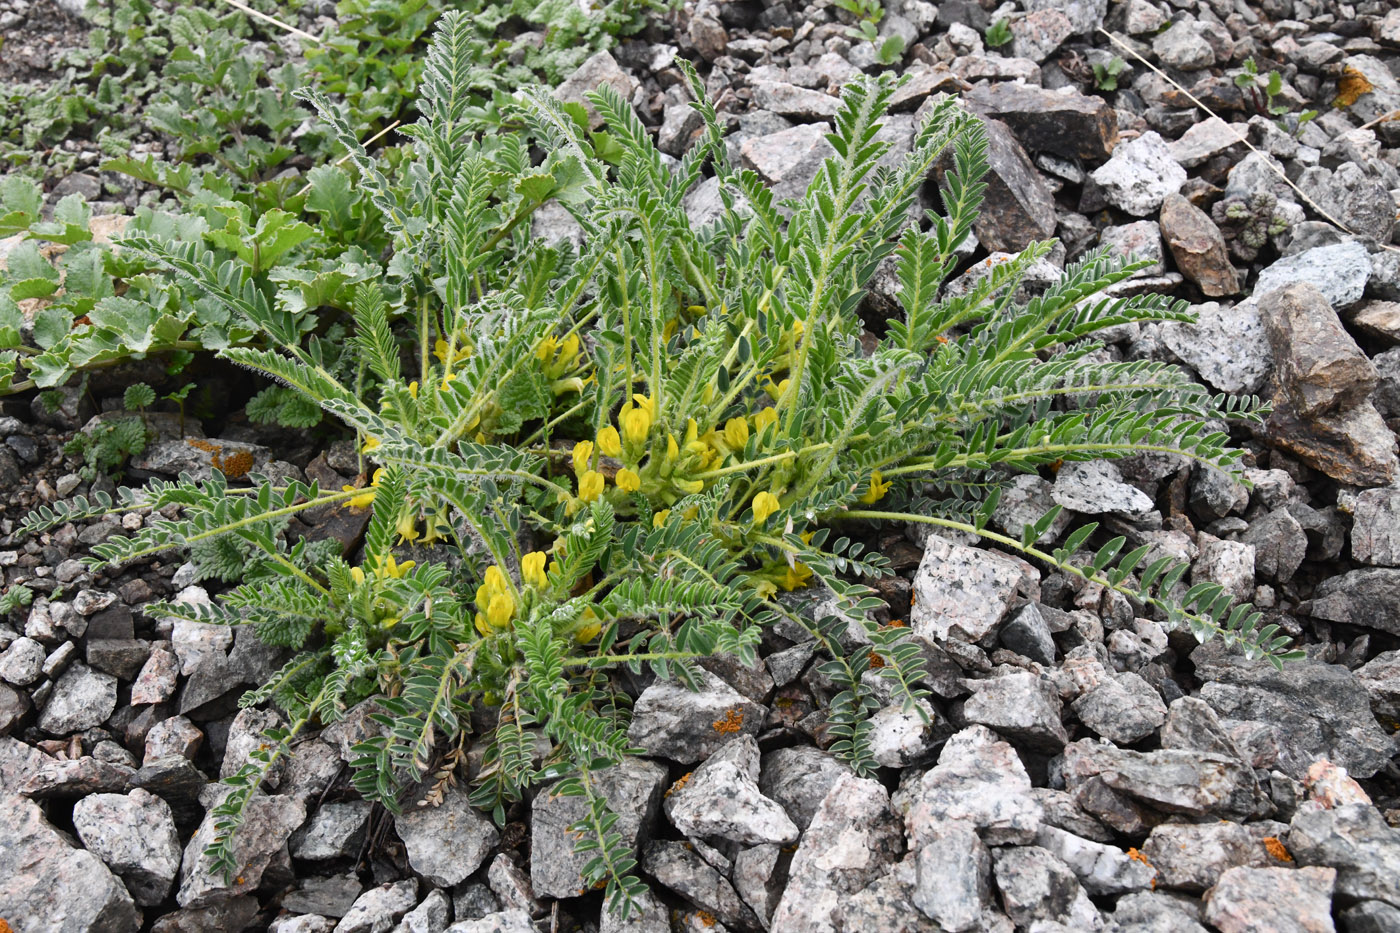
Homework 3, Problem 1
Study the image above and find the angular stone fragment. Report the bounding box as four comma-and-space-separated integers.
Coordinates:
178, 793, 306, 908
898, 726, 1043, 847
740, 123, 835, 203
1072, 672, 1167, 744
291, 800, 372, 861
759, 746, 850, 831
37, 662, 116, 734
1160, 300, 1272, 394
968, 118, 1057, 253
1203, 865, 1337, 933
530, 757, 666, 898
644, 839, 758, 930
0, 793, 138, 932
553, 51, 637, 130
750, 80, 839, 120
1143, 820, 1259, 892
1161, 193, 1240, 297
1349, 300, 1400, 344
963, 82, 1117, 160
1355, 651, 1400, 723
1195, 652, 1397, 780
992, 846, 1103, 931
394, 785, 499, 888
910, 534, 1029, 645
1061, 739, 1271, 821
336, 880, 419, 933
1255, 241, 1371, 311
769, 773, 903, 933
665, 735, 797, 846
1091, 132, 1187, 216
911, 821, 990, 931
1053, 459, 1154, 515
1262, 282, 1378, 417
627, 672, 764, 764
1242, 507, 1307, 583
1289, 803, 1400, 906
1265, 401, 1397, 486
1351, 488, 1400, 566
1170, 117, 1246, 168
1010, 9, 1074, 62
962, 670, 1068, 751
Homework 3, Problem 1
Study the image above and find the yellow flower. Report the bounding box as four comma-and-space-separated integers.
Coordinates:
536, 333, 558, 362
779, 562, 813, 591
616, 468, 641, 492
395, 508, 419, 544
652, 509, 671, 528
439, 372, 457, 392
764, 377, 790, 401
579, 470, 605, 502
621, 406, 651, 447
435, 338, 451, 362
575, 608, 601, 643
377, 554, 415, 579
487, 592, 514, 629
597, 425, 622, 457
723, 417, 749, 450
674, 477, 704, 494
522, 551, 548, 589
632, 393, 654, 416
408, 381, 419, 398
350, 567, 366, 586
572, 440, 594, 477
753, 407, 778, 433
665, 433, 680, 464
342, 467, 384, 510
859, 470, 892, 505
752, 491, 781, 523
361, 435, 381, 453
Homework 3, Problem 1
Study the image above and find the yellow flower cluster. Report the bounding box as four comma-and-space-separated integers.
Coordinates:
349, 553, 415, 587
474, 566, 515, 636
860, 470, 891, 504
342, 468, 384, 510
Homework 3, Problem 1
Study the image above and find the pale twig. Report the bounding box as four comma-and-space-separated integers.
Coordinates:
214, 0, 321, 43
1097, 27, 1400, 254
293, 120, 403, 198
1357, 108, 1400, 133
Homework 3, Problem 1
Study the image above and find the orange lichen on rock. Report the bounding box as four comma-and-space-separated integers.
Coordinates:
694, 911, 716, 928
1, 918, 14, 933
666, 772, 693, 798
212, 448, 255, 479
1127, 847, 1152, 866
868, 650, 886, 669
1263, 836, 1293, 862
1334, 66, 1374, 109
186, 439, 219, 453
712, 707, 744, 733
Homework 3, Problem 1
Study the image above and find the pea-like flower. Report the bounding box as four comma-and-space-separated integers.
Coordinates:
474, 565, 516, 635
597, 425, 622, 457
616, 468, 641, 492
859, 470, 892, 504
752, 491, 781, 524
579, 470, 605, 502
572, 440, 594, 477
723, 417, 749, 450
621, 406, 651, 447
342, 467, 384, 510
522, 551, 548, 589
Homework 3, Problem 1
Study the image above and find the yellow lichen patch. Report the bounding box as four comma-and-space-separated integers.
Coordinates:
1263, 836, 1293, 862
212, 448, 255, 479
712, 707, 745, 734
1334, 66, 1374, 109
868, 650, 886, 669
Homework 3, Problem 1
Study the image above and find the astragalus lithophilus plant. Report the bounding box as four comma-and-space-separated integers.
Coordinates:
22, 11, 1295, 917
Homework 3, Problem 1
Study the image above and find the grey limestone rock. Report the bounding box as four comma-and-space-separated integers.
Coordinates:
898, 725, 1044, 847
1160, 300, 1272, 394
1053, 460, 1154, 515
1071, 672, 1167, 744
292, 800, 373, 861
769, 773, 904, 933
1288, 803, 1400, 907
665, 734, 798, 846
1142, 820, 1260, 892
1203, 865, 1337, 933
36, 662, 115, 734
992, 845, 1103, 931
1061, 739, 1271, 822
0, 792, 139, 932
334, 880, 419, 933
178, 792, 306, 908
1351, 487, 1400, 566
1035, 824, 1155, 896
759, 745, 850, 831
1091, 132, 1187, 216
911, 534, 1032, 645
394, 785, 498, 888
962, 670, 1068, 751
911, 821, 990, 931
627, 672, 765, 764
1255, 241, 1371, 311
553, 51, 637, 130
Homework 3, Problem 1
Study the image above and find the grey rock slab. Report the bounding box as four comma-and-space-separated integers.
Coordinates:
969, 118, 1057, 253
1160, 300, 1272, 394
1090, 132, 1187, 217
1169, 117, 1246, 169
865, 698, 943, 768
1153, 20, 1215, 70
1061, 739, 1271, 821
283, 874, 363, 918
1195, 652, 1398, 779
740, 122, 835, 203
1142, 820, 1260, 892
1035, 824, 1154, 896
1022, 0, 1106, 35
992, 845, 1102, 931
0, 792, 139, 932
911, 820, 990, 932
0, 635, 45, 686
1000, 603, 1057, 666
1072, 672, 1167, 744
36, 662, 115, 734
1355, 651, 1400, 722
1031, 787, 1116, 844
1052, 459, 1154, 515
1289, 803, 1400, 907
1351, 488, 1400, 566
553, 51, 636, 130
530, 757, 665, 898
1100, 219, 1164, 276
838, 856, 935, 933
1341, 901, 1400, 933
665, 735, 797, 846
759, 745, 850, 831
178, 792, 306, 908
395, 785, 498, 888
1261, 282, 1377, 417
444, 910, 534, 933
334, 880, 419, 933
1255, 241, 1371, 311
72, 788, 182, 906
599, 887, 670, 933
643, 839, 757, 930
994, 474, 1073, 549
769, 773, 904, 933
1203, 865, 1337, 933
132, 437, 274, 481
1264, 398, 1398, 486
1159, 696, 1248, 760
1242, 507, 1308, 583
292, 800, 373, 860
898, 725, 1044, 847
962, 82, 1117, 161
1106, 891, 1208, 933
627, 671, 765, 764
1010, 9, 1074, 62
749, 80, 840, 120
392, 889, 449, 933
910, 534, 1030, 645
732, 844, 784, 928
18, 755, 133, 799
962, 670, 1068, 751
